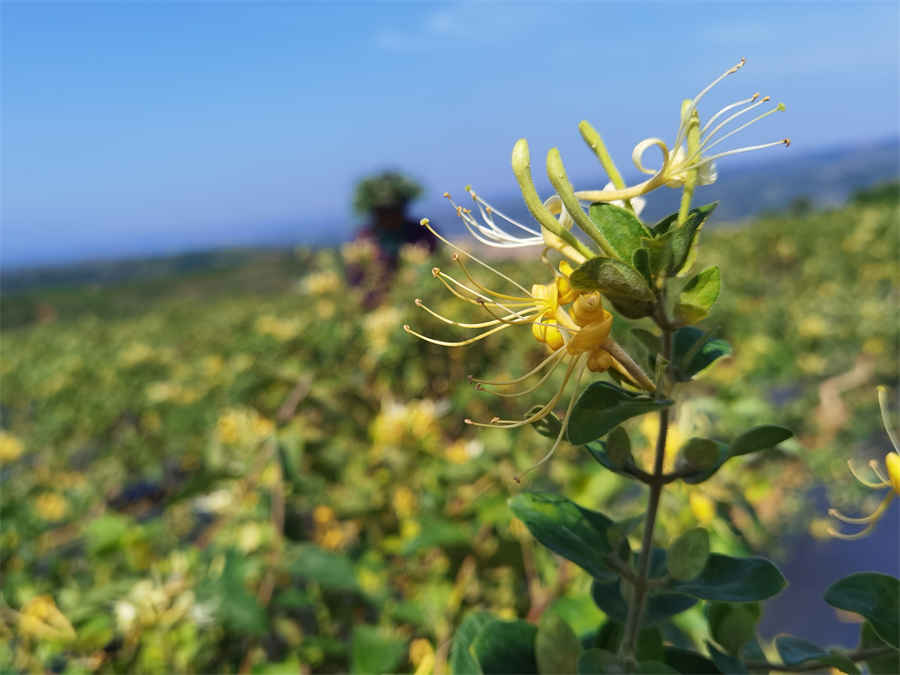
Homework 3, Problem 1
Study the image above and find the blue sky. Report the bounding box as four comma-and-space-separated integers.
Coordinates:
3, 1, 898, 267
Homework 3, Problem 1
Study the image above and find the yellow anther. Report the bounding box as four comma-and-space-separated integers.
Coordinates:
420, 218, 430, 226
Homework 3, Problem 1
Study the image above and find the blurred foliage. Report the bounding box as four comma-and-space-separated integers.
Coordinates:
352, 170, 423, 215
1, 187, 897, 672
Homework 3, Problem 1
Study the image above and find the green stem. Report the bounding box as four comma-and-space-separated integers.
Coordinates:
745, 646, 896, 673
618, 323, 673, 663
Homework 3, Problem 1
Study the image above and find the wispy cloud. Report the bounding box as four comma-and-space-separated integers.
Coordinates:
374, 1, 550, 53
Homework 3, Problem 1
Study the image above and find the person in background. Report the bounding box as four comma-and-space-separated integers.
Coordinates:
347, 170, 436, 304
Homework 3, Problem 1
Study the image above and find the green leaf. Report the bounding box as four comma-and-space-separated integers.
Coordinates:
676, 266, 721, 324
774, 635, 826, 665
678, 441, 730, 485
591, 579, 697, 625
578, 649, 625, 674
609, 297, 656, 320
606, 426, 633, 468
530, 407, 562, 439
671, 554, 786, 602
450, 611, 495, 675
569, 257, 655, 303
707, 642, 747, 675
215, 549, 267, 637
821, 651, 862, 675
709, 604, 759, 656
509, 493, 616, 581
472, 620, 538, 675
637, 662, 680, 674
644, 203, 717, 276
678, 438, 721, 471
584, 441, 633, 477
536, 613, 581, 675
289, 544, 357, 591
633, 248, 652, 285
663, 647, 720, 674
588, 203, 652, 263
672, 327, 732, 382
667, 528, 710, 581
350, 626, 406, 675
567, 382, 672, 445
730, 425, 793, 456
825, 573, 899, 648
860, 621, 900, 675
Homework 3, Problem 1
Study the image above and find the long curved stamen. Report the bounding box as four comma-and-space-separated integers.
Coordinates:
467, 188, 542, 238
846, 459, 890, 489
434, 269, 535, 311
471, 348, 567, 386
467, 356, 580, 429
869, 459, 890, 484
420, 219, 531, 295
828, 494, 896, 539
403, 322, 513, 347
479, 352, 568, 398
414, 298, 524, 329
452, 254, 534, 302
828, 492, 895, 524
682, 139, 790, 170
699, 103, 787, 155
698, 96, 771, 152
673, 58, 746, 150
515, 356, 587, 481
701, 93, 760, 135
448, 194, 541, 249
877, 386, 899, 452
476, 300, 543, 327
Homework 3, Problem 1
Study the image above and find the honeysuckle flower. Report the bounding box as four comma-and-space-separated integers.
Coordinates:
559, 59, 789, 208
828, 386, 900, 539
404, 221, 654, 475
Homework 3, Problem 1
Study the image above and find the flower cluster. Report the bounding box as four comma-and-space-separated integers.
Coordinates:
404, 59, 788, 472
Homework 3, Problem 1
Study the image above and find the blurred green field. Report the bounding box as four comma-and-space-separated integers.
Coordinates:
1, 185, 897, 673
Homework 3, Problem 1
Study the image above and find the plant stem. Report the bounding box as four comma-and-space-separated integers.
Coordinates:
618, 325, 673, 662
745, 646, 896, 673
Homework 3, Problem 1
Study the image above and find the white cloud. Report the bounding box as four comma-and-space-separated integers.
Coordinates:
374, 1, 550, 52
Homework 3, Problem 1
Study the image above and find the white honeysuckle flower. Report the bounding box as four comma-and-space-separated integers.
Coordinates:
633, 58, 787, 190
576, 58, 788, 205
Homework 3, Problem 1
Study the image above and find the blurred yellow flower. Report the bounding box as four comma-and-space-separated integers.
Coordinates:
301, 270, 341, 295
829, 387, 900, 539
18, 595, 76, 642
392, 486, 417, 519
216, 408, 273, 445
255, 314, 303, 341
409, 638, 435, 675
690, 492, 716, 525
0, 431, 24, 464
34, 493, 69, 521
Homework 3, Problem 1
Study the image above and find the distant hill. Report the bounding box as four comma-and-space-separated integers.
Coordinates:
3, 137, 897, 278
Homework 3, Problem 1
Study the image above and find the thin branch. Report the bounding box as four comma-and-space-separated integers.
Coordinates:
745, 646, 897, 673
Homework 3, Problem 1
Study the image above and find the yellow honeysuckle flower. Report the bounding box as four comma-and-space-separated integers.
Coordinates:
828, 386, 900, 540
405, 223, 653, 477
